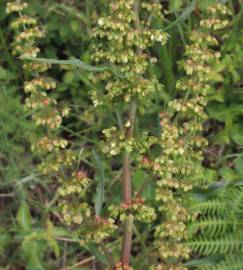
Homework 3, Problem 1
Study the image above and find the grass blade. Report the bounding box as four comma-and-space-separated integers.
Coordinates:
20, 57, 125, 78
20, 57, 107, 72
92, 150, 105, 217
163, 0, 196, 31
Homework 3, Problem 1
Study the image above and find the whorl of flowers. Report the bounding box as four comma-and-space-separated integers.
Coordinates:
92, 1, 168, 161
149, 4, 231, 270
92, 1, 169, 268
92, 0, 169, 226
91, 0, 168, 106
6, 0, 116, 244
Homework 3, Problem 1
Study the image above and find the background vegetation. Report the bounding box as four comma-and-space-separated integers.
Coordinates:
0, 0, 242, 269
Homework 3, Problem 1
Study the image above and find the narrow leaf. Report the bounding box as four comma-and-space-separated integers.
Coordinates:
17, 201, 32, 232
86, 242, 109, 265
185, 254, 223, 267
164, 0, 196, 31
20, 57, 107, 72
20, 57, 125, 78
92, 150, 105, 217
22, 237, 45, 270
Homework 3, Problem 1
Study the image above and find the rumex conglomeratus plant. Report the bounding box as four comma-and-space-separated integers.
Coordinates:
91, 1, 168, 268
6, 0, 117, 250
148, 3, 231, 270
6, 1, 232, 269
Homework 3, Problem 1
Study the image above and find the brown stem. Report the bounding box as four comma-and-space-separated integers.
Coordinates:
121, 215, 134, 267
122, 152, 132, 205
122, 101, 137, 205
121, 102, 137, 268
121, 2, 141, 268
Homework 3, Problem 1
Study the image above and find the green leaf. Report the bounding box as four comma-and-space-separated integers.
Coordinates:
231, 125, 243, 145
133, 170, 154, 200
169, 0, 183, 12
0, 233, 11, 254
218, 167, 238, 181
212, 129, 231, 145
164, 0, 196, 31
17, 201, 32, 232
20, 57, 125, 78
86, 242, 109, 265
22, 237, 45, 270
234, 157, 243, 176
46, 221, 60, 257
0, 66, 16, 80
185, 254, 223, 267
20, 57, 107, 72
92, 150, 105, 217
208, 104, 243, 123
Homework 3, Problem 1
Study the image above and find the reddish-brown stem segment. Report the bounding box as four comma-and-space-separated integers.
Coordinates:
121, 215, 134, 267
122, 102, 137, 205
121, 2, 141, 268
122, 152, 132, 205
121, 102, 137, 267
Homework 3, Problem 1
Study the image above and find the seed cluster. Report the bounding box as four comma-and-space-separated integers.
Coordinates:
92, 0, 168, 183
91, 0, 168, 106
6, 1, 231, 268
102, 126, 157, 156
92, 2, 168, 268
109, 198, 156, 223
149, 4, 231, 270
6, 0, 116, 245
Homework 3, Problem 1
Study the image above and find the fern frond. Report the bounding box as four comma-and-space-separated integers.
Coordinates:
189, 217, 235, 237
226, 186, 243, 217
187, 235, 243, 255
198, 254, 243, 270
193, 199, 226, 216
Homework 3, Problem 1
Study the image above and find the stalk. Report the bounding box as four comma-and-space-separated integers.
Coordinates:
121, 101, 137, 268
122, 101, 137, 205
121, 2, 141, 267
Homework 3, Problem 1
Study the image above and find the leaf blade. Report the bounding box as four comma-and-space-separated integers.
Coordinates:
20, 57, 108, 72
92, 150, 105, 218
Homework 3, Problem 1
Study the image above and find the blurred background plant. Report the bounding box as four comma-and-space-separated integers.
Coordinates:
0, 0, 242, 269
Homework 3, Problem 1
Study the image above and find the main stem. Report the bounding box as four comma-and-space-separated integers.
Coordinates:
121, 102, 137, 268
122, 101, 137, 205
121, 2, 141, 268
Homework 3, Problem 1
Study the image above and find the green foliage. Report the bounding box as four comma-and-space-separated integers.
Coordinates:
188, 174, 243, 268
199, 255, 243, 270
0, 0, 242, 269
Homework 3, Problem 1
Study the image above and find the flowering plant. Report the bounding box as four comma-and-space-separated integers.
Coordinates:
4, 1, 234, 269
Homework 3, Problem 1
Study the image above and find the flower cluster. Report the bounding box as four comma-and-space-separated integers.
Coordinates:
102, 126, 157, 156
150, 264, 187, 270
114, 261, 134, 270
149, 3, 231, 269
6, 1, 27, 13
91, 0, 168, 178
6, 0, 116, 245
91, 0, 168, 106
6, 1, 69, 133
58, 170, 117, 243
82, 217, 117, 244
109, 197, 156, 223
92, 1, 168, 267
200, 3, 231, 30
